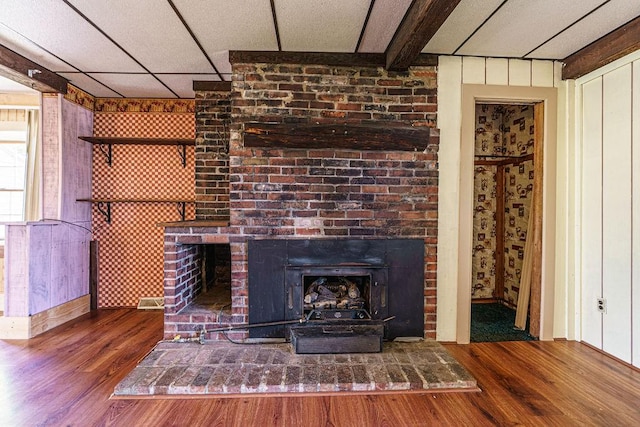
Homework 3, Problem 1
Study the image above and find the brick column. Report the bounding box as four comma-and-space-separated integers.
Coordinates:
194, 82, 231, 221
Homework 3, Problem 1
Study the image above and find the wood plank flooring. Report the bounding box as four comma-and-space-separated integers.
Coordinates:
0, 309, 638, 426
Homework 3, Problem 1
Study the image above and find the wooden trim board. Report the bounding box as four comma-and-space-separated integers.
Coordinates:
0, 295, 90, 339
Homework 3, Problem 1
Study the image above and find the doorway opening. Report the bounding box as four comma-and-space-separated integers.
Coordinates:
470, 102, 539, 342
457, 84, 556, 344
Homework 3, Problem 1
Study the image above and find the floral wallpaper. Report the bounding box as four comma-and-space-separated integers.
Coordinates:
94, 98, 195, 113
503, 159, 534, 305
472, 104, 534, 303
472, 164, 498, 299
64, 84, 95, 111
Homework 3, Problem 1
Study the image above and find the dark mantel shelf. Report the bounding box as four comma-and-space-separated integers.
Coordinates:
243, 122, 438, 152
78, 136, 194, 146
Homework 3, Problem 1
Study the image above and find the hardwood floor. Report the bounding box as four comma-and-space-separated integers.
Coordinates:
1, 309, 638, 426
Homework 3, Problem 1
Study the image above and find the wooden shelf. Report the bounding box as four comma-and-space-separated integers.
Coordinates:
474, 153, 534, 166
79, 136, 194, 167
77, 198, 193, 203
77, 198, 194, 223
78, 136, 194, 146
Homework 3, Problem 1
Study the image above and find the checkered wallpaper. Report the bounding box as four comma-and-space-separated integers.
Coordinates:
93, 111, 195, 307
94, 112, 194, 138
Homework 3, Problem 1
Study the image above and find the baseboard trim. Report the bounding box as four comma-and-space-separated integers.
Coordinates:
0, 295, 90, 339
0, 316, 31, 339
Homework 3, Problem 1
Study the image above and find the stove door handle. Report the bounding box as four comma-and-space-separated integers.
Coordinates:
288, 284, 294, 310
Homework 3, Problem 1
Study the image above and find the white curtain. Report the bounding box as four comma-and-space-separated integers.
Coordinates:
24, 109, 41, 221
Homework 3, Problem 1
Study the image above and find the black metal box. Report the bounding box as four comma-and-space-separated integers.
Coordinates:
290, 322, 384, 354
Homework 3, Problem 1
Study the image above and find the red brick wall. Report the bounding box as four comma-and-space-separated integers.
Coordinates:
163, 241, 201, 316
175, 63, 440, 339
229, 63, 438, 240
232, 63, 438, 338
195, 92, 230, 220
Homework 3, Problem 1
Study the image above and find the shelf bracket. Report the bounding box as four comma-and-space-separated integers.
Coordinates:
98, 143, 113, 166
176, 202, 186, 221
177, 144, 186, 168
97, 201, 111, 224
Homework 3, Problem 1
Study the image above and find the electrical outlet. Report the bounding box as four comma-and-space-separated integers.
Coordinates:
597, 297, 606, 313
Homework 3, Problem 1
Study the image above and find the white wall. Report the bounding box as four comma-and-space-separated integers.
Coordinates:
437, 56, 565, 342
576, 51, 640, 367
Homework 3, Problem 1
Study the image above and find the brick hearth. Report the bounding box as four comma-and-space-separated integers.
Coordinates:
114, 340, 477, 396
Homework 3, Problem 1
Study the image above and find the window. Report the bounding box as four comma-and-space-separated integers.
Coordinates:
0, 122, 28, 244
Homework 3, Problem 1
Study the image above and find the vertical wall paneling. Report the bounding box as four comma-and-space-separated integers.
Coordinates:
4, 97, 94, 319
601, 65, 632, 363
531, 60, 554, 88
553, 61, 564, 88
28, 224, 52, 314
462, 57, 486, 85
633, 60, 640, 368
50, 224, 71, 307
41, 96, 61, 220
554, 77, 575, 339
442, 56, 559, 343
436, 56, 463, 341
4, 226, 28, 316
508, 59, 531, 86
485, 58, 508, 86
60, 100, 92, 223
580, 77, 603, 349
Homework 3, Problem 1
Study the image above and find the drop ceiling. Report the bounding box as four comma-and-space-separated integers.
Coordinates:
0, 0, 639, 98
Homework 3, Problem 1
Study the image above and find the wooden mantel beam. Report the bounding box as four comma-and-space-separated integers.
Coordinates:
0, 44, 68, 94
563, 15, 640, 80
243, 122, 437, 152
385, 0, 461, 71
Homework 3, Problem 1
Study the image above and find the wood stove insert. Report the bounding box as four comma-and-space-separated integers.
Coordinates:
248, 239, 425, 342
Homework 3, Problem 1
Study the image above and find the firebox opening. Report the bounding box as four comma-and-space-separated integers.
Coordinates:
302, 274, 371, 319
191, 244, 231, 312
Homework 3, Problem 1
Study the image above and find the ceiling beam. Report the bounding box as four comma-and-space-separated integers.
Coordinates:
229, 51, 437, 68
244, 122, 436, 152
563, 15, 640, 80
385, 0, 461, 71
0, 45, 68, 93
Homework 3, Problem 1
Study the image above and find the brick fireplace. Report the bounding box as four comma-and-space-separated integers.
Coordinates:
163, 53, 439, 341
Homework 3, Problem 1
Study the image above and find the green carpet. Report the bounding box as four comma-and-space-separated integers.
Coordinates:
470, 303, 537, 343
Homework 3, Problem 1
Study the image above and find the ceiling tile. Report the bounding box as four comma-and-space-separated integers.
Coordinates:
527, 0, 640, 59
172, 0, 278, 55
456, 0, 607, 58
0, 0, 144, 72
422, 0, 504, 54
276, 0, 371, 52
157, 74, 221, 99
206, 51, 232, 77
358, 0, 412, 53
57, 73, 122, 98
65, 0, 214, 74
0, 23, 76, 72
86, 74, 175, 98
